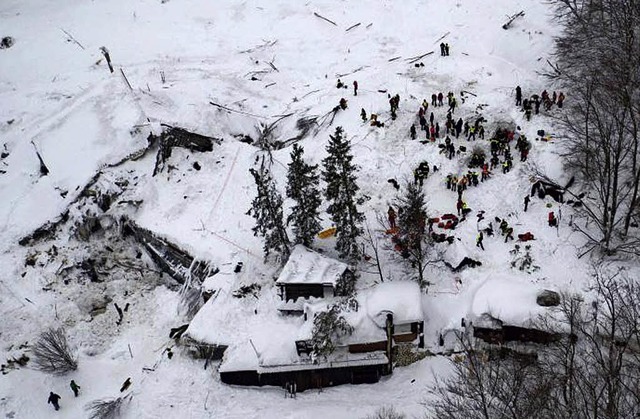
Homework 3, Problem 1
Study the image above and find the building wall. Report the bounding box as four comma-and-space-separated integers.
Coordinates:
281, 284, 324, 301
348, 341, 387, 353
220, 364, 386, 392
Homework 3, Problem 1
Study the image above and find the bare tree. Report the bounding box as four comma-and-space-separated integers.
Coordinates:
430, 332, 553, 419
363, 406, 406, 419
548, 0, 640, 255
32, 327, 78, 374
431, 265, 640, 419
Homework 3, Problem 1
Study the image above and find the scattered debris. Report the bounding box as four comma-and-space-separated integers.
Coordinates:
149, 125, 220, 176
232, 283, 261, 299
123, 218, 218, 284
1, 354, 29, 375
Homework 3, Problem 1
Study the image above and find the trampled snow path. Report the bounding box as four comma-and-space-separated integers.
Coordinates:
0, 0, 598, 418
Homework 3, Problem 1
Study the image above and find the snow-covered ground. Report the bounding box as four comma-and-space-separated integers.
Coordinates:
0, 0, 600, 417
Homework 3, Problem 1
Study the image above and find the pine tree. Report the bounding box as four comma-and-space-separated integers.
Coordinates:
322, 127, 365, 259
286, 144, 322, 247
396, 181, 435, 287
247, 162, 290, 262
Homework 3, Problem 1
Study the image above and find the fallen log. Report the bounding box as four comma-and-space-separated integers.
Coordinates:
314, 12, 337, 26
345, 22, 360, 32
406, 51, 434, 64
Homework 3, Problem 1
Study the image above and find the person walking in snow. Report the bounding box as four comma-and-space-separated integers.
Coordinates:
524, 195, 530, 212
437, 92, 444, 106
429, 111, 434, 125
476, 231, 485, 250
448, 97, 457, 114
360, 108, 367, 122
440, 42, 446, 56
515, 85, 522, 106
48, 392, 61, 411
410, 124, 417, 140
353, 80, 358, 96
70, 380, 80, 397
388, 206, 397, 229
548, 211, 557, 227
445, 43, 450, 56
455, 118, 463, 138
557, 92, 565, 108
431, 93, 437, 106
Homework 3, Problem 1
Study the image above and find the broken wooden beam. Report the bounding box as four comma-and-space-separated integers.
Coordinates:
406, 51, 434, 64
30, 141, 50, 176
502, 11, 525, 30
60, 28, 85, 50
345, 22, 361, 32
313, 12, 337, 26
434, 31, 450, 44
388, 56, 401, 62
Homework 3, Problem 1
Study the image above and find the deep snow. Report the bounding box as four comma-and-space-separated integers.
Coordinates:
0, 0, 599, 418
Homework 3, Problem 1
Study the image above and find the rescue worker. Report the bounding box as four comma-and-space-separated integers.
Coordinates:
388, 206, 397, 229
476, 231, 485, 250
48, 392, 61, 411
410, 124, 417, 140
70, 380, 80, 397
515, 85, 522, 106
557, 92, 565, 108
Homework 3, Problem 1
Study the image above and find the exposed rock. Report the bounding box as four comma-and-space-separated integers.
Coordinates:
536, 289, 561, 307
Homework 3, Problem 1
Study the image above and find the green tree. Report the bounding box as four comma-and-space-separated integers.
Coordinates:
247, 162, 290, 262
322, 127, 365, 259
286, 144, 322, 247
396, 182, 437, 287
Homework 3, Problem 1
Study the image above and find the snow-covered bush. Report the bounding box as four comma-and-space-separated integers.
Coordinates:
363, 406, 406, 419
31, 327, 78, 374
86, 394, 132, 419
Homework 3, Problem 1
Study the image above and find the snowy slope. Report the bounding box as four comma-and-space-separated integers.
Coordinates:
0, 0, 596, 418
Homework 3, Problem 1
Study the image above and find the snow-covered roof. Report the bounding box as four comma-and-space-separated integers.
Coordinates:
365, 281, 424, 327
470, 277, 558, 329
275, 245, 348, 286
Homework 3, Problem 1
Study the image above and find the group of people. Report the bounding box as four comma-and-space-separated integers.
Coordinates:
516, 85, 566, 121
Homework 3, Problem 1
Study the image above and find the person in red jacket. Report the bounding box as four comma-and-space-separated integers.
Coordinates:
548, 211, 557, 227
388, 206, 397, 229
